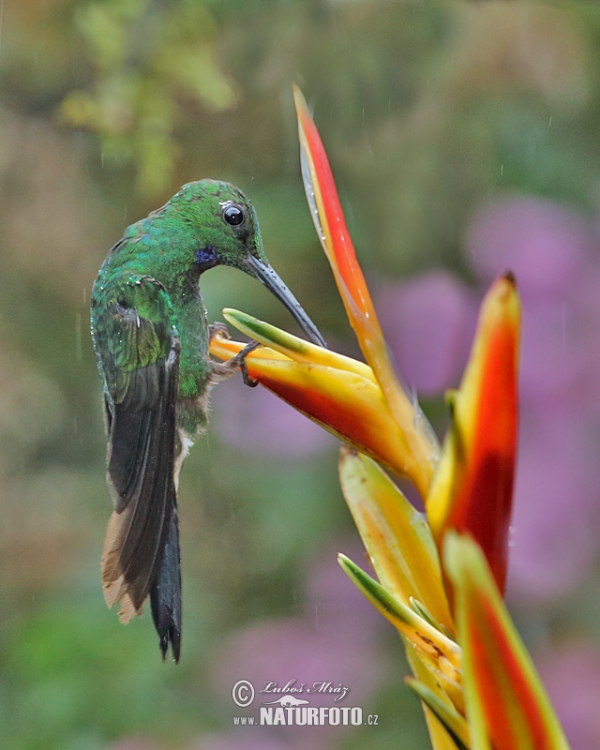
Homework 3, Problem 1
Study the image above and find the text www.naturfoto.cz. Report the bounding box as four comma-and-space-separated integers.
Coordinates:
233, 706, 367, 726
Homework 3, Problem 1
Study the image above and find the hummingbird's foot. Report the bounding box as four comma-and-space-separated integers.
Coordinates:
210, 340, 260, 387
233, 340, 260, 388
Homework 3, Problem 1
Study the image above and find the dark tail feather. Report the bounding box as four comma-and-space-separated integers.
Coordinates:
150, 507, 182, 663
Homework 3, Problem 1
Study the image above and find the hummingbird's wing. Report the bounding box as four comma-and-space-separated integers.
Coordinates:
94, 274, 182, 662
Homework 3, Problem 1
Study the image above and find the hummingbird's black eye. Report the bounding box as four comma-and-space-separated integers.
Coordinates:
222, 204, 245, 227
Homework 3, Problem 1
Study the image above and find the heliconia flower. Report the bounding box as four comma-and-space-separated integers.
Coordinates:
426, 274, 520, 595
209, 311, 431, 493
293, 85, 440, 492
443, 533, 570, 750
210, 86, 570, 750
337, 447, 452, 631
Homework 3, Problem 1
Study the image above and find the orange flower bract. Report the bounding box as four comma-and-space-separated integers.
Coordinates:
427, 274, 520, 594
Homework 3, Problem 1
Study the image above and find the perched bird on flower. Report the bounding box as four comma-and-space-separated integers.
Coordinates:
91, 179, 325, 661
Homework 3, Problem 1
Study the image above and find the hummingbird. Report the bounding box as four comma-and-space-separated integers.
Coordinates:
91, 179, 325, 663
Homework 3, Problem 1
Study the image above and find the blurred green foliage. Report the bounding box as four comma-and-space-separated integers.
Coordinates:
2, 0, 600, 748
62, 0, 237, 195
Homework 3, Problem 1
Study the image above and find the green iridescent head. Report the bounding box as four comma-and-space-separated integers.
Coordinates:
152, 179, 325, 347
164, 179, 267, 272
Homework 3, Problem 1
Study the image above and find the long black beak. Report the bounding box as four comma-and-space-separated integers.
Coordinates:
243, 254, 327, 348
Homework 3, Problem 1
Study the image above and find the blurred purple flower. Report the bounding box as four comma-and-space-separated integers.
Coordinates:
507, 414, 600, 601
377, 270, 477, 396
468, 194, 600, 414
467, 194, 594, 299
212, 376, 335, 459
536, 641, 600, 750
517, 297, 596, 414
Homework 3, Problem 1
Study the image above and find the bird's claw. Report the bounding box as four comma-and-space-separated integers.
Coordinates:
229, 340, 260, 387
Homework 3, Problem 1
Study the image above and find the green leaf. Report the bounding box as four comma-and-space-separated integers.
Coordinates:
406, 678, 471, 750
